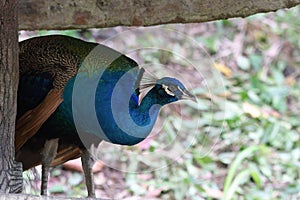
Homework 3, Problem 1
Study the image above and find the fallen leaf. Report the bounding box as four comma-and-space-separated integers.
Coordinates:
94, 172, 105, 185
205, 187, 223, 198
285, 76, 297, 86
243, 102, 261, 118
147, 188, 163, 197
214, 62, 232, 77
137, 174, 153, 181
63, 158, 104, 173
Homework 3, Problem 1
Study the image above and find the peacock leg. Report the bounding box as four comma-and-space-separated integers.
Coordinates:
41, 138, 59, 195
81, 149, 95, 197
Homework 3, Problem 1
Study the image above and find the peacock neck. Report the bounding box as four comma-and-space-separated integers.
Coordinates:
62, 73, 173, 146
129, 87, 166, 127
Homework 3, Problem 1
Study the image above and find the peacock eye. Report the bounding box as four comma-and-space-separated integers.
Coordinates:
169, 85, 178, 92
162, 84, 175, 96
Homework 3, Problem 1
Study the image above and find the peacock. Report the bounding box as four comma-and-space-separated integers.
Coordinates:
15, 35, 196, 197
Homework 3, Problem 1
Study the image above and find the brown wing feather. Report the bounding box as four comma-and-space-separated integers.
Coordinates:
15, 89, 63, 151
18, 144, 81, 170
51, 146, 81, 167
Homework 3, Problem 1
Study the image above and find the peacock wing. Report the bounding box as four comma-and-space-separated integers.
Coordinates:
15, 89, 63, 151
15, 35, 90, 151
51, 146, 81, 167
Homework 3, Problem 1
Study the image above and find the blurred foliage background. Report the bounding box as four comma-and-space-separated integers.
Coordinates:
20, 5, 300, 200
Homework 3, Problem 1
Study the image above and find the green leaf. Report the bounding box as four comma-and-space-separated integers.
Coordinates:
194, 155, 215, 168
223, 146, 261, 193
237, 56, 251, 70
249, 54, 262, 70
223, 170, 250, 200
68, 173, 83, 186
250, 169, 262, 188
271, 69, 285, 85
49, 184, 66, 193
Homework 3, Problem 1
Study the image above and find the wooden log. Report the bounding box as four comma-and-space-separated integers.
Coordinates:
19, 0, 300, 30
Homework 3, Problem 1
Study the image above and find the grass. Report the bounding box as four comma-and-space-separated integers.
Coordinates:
21, 5, 300, 200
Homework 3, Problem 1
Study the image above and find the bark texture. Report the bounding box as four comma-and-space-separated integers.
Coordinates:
0, 193, 100, 200
0, 0, 23, 194
19, 0, 300, 30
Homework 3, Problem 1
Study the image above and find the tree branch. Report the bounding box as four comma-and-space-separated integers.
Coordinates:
19, 0, 300, 30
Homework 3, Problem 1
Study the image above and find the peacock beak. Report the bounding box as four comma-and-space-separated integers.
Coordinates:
181, 89, 197, 102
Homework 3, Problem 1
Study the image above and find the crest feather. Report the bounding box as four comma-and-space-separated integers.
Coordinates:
138, 68, 158, 91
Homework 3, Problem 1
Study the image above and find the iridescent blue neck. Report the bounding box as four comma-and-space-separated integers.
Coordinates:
63, 71, 176, 146
129, 89, 162, 127
128, 85, 178, 130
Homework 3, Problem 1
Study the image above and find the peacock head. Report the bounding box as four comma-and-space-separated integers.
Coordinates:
152, 77, 196, 105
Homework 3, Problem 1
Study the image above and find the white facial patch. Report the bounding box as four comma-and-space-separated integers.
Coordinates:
177, 86, 185, 94
162, 84, 175, 96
